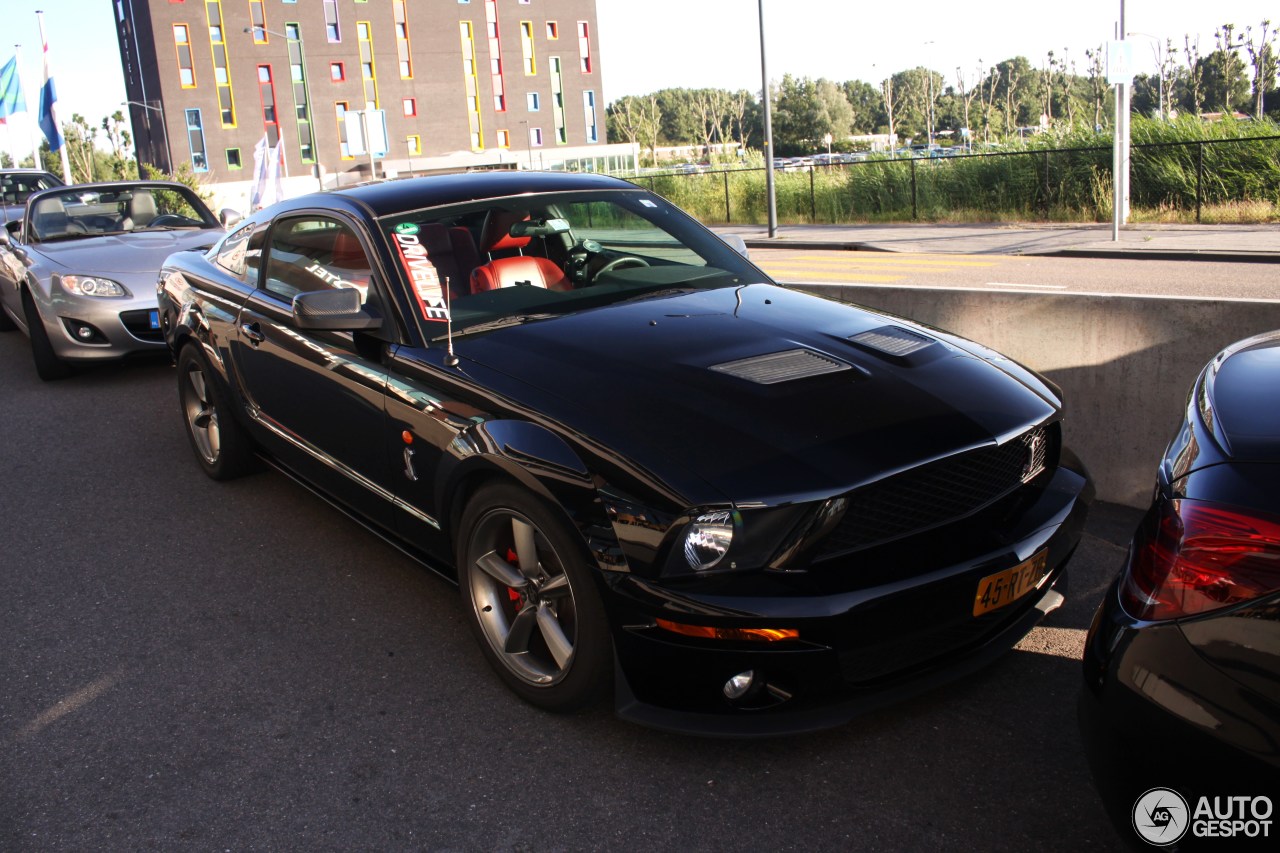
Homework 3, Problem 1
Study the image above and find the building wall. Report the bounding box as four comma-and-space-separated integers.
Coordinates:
115, 0, 604, 182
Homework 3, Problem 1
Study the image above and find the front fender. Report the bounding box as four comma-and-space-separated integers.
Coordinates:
436, 419, 629, 574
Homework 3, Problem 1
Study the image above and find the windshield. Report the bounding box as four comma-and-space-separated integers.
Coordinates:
378, 189, 762, 336
28, 184, 216, 243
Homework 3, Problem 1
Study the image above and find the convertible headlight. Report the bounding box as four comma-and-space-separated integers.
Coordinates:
682, 510, 736, 571
60, 275, 128, 298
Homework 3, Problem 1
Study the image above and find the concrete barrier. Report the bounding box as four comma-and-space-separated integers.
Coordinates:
796, 284, 1280, 508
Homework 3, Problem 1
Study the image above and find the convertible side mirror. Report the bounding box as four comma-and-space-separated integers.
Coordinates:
292, 287, 383, 331
720, 233, 750, 258
219, 208, 243, 229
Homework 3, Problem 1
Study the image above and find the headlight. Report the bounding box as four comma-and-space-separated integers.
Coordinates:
682, 510, 735, 571
59, 275, 128, 298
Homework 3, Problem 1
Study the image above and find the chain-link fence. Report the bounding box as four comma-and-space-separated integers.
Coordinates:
623, 135, 1280, 224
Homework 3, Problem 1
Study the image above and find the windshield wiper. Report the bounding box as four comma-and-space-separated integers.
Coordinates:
441, 312, 561, 339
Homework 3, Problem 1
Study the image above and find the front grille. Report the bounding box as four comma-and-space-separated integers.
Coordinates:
120, 309, 163, 342
815, 424, 1056, 559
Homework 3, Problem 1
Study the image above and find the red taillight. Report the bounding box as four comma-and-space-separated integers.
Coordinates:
1120, 498, 1280, 621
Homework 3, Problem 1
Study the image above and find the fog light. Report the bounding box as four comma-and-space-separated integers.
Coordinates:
75, 325, 94, 340
723, 670, 755, 700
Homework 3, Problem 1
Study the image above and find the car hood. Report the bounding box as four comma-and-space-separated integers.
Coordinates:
1200, 330, 1280, 462
453, 283, 1059, 505
32, 230, 219, 275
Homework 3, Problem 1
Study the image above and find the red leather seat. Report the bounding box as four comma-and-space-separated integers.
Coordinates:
471, 255, 571, 293
469, 209, 571, 294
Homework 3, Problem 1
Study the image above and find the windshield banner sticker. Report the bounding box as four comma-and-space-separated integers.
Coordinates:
392, 230, 450, 323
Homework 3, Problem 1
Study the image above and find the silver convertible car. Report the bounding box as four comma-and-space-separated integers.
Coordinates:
0, 181, 231, 379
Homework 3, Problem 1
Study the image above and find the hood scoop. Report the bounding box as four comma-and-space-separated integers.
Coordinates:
851, 326, 936, 358
710, 348, 852, 385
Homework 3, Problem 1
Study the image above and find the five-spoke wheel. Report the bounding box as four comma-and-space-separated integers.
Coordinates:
458, 483, 611, 711
177, 343, 255, 480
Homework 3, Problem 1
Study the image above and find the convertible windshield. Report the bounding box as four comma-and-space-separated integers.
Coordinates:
378, 189, 761, 336
28, 184, 216, 243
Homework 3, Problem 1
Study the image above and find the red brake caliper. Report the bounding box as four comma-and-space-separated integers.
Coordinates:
505, 548, 523, 604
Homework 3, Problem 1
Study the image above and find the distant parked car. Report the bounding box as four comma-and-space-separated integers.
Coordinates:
1080, 330, 1280, 846
0, 168, 63, 224
0, 180, 232, 380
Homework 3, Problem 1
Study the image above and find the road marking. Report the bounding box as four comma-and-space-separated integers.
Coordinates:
770, 271, 904, 283
985, 281, 1069, 290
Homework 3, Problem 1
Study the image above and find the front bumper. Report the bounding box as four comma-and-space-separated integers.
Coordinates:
41, 290, 166, 361
604, 462, 1091, 736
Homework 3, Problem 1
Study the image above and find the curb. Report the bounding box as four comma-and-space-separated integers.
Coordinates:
739, 239, 1279, 264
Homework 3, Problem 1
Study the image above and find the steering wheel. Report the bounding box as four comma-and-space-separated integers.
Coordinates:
148, 214, 193, 227
596, 256, 650, 276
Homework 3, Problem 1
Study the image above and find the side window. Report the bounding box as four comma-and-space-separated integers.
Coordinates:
213, 221, 266, 288
214, 222, 255, 277
262, 216, 373, 304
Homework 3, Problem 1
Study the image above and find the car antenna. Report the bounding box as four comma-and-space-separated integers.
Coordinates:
444, 276, 459, 367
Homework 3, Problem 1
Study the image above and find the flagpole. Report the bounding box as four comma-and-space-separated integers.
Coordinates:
35, 11, 71, 184
13, 44, 39, 168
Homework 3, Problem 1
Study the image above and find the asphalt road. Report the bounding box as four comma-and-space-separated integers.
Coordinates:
0, 329, 1138, 851
753, 249, 1280, 300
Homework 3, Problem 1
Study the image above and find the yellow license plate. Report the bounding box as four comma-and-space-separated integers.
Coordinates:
972, 550, 1050, 617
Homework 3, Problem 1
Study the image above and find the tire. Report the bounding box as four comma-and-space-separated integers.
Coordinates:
177, 342, 257, 480
457, 482, 613, 712
21, 289, 72, 381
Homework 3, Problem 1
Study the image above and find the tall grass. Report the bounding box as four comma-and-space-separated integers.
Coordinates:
625, 117, 1280, 225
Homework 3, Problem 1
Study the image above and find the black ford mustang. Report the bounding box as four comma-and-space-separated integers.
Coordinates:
158, 172, 1092, 735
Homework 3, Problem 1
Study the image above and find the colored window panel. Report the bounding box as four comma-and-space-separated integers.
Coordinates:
336, 102, 352, 159
459, 22, 483, 151
205, 1, 236, 126
485, 1, 506, 112
520, 21, 536, 75
331, 62, 345, 82
324, 0, 340, 42
174, 25, 196, 88
226, 148, 242, 169
394, 0, 413, 78
249, 0, 267, 43
583, 90, 597, 143
577, 21, 592, 73
358, 20, 378, 108
185, 108, 209, 171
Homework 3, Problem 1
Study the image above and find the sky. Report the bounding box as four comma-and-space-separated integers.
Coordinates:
2, 0, 1276, 161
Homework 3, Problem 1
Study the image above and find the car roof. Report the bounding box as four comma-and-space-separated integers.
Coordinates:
292, 171, 641, 219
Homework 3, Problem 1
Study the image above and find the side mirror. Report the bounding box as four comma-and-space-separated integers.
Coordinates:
292, 287, 383, 331
720, 233, 750, 259
219, 208, 243, 228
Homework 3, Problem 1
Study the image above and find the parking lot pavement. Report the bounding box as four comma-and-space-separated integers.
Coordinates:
0, 333, 1131, 851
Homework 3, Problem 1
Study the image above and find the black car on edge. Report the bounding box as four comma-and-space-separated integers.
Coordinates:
158, 172, 1092, 735
1080, 331, 1280, 846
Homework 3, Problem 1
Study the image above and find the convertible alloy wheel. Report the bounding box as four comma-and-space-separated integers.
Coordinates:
177, 343, 256, 480
459, 484, 611, 711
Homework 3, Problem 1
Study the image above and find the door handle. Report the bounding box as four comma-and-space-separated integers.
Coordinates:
241, 321, 265, 344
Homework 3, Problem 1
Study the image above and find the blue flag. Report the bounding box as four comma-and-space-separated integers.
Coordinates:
0, 56, 26, 123
37, 38, 62, 151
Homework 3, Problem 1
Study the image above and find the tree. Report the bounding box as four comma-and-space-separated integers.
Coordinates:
1209, 24, 1249, 111
841, 79, 883, 134
881, 74, 900, 142
64, 113, 98, 183
1241, 20, 1278, 115
772, 74, 854, 154
102, 111, 135, 180
1085, 45, 1108, 129
1183, 35, 1207, 115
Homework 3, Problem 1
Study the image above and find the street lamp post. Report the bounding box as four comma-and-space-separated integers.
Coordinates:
759, 0, 777, 238
121, 99, 170, 176
245, 25, 321, 189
